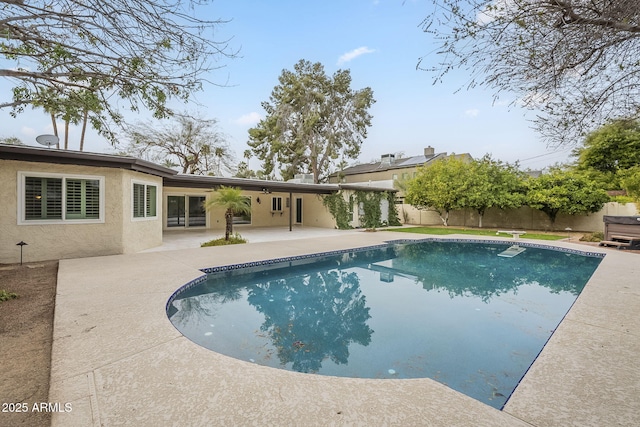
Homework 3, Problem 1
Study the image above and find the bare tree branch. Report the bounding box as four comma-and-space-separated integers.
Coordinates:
421, 0, 640, 146
1, 0, 236, 143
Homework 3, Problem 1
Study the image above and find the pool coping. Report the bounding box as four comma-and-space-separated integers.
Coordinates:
49, 232, 640, 426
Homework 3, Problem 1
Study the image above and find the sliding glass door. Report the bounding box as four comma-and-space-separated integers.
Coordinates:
167, 195, 206, 228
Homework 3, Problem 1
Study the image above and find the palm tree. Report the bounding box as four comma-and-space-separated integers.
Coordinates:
205, 187, 251, 240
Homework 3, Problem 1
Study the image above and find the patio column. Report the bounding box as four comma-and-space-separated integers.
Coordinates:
289, 191, 293, 231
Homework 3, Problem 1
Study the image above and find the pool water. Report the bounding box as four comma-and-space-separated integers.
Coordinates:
167, 240, 602, 409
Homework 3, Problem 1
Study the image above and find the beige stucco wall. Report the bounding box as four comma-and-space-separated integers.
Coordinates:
304, 194, 337, 229
120, 171, 163, 253
0, 160, 164, 263
1, 161, 112, 262
399, 202, 638, 232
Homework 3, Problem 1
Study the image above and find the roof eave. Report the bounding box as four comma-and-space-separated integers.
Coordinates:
0, 144, 177, 177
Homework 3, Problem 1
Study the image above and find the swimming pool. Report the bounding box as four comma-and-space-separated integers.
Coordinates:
167, 239, 603, 409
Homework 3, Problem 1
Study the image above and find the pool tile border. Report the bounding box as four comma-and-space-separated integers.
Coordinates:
386, 237, 607, 258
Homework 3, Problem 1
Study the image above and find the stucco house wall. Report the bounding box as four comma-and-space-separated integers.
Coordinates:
0, 160, 164, 263
304, 194, 337, 229
120, 171, 163, 253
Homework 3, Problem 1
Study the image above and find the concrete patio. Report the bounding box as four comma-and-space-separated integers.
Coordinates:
49, 229, 640, 426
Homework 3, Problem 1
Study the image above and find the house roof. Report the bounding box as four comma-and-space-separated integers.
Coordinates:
0, 143, 176, 177
333, 152, 447, 176
1, 144, 395, 194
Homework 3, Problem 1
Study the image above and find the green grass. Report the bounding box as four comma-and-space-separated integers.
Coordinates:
0, 289, 19, 302
201, 233, 247, 247
384, 226, 566, 241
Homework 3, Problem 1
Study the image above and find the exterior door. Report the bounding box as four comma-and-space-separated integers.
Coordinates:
167, 196, 185, 227
167, 195, 206, 227
295, 198, 303, 224
188, 196, 206, 227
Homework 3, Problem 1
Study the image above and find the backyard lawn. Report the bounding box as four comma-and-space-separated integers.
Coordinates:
385, 226, 567, 241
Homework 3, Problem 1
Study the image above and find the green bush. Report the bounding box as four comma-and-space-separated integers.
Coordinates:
0, 290, 19, 302
579, 232, 604, 242
609, 195, 635, 204
201, 233, 247, 247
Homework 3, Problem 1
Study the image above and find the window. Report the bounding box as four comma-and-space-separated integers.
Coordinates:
25, 177, 62, 220
133, 182, 158, 219
65, 179, 100, 220
271, 196, 283, 212
19, 172, 104, 224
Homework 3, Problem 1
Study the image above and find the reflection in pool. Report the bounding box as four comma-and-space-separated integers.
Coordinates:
167, 240, 603, 409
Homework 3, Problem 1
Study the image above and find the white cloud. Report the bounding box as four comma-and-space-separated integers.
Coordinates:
337, 46, 376, 65
234, 112, 262, 126
464, 109, 480, 118
21, 126, 37, 137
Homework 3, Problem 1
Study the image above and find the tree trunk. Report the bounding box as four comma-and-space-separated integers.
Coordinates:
478, 212, 484, 228
79, 109, 89, 151
64, 120, 69, 150
440, 211, 449, 227
225, 209, 233, 240
51, 113, 59, 149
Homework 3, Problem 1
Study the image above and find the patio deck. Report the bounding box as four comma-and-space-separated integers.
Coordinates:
49, 230, 640, 426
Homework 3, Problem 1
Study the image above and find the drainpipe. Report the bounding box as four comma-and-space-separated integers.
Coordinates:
289, 191, 293, 231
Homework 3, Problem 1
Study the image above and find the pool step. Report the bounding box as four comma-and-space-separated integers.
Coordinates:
498, 245, 526, 258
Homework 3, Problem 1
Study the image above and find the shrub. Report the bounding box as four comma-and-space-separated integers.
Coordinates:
0, 290, 19, 302
579, 232, 604, 242
201, 233, 247, 247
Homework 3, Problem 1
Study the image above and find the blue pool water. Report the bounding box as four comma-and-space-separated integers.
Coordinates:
167, 240, 603, 409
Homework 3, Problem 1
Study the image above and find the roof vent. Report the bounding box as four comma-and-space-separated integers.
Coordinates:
291, 173, 315, 184
381, 153, 395, 165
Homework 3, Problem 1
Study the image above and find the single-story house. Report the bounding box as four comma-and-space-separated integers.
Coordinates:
0, 144, 395, 263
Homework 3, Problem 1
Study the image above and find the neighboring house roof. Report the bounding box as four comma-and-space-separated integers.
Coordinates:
332, 152, 448, 177
1, 144, 395, 194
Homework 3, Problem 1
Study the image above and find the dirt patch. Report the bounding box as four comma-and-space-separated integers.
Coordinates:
0, 261, 58, 427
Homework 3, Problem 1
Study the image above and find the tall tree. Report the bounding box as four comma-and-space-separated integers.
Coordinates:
421, 1, 640, 146
248, 59, 375, 183
205, 187, 251, 241
405, 156, 471, 226
573, 119, 640, 174
33, 85, 104, 151
464, 155, 525, 227
525, 168, 609, 226
1, 0, 233, 142
121, 114, 236, 176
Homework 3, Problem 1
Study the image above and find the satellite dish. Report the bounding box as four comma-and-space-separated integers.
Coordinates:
36, 134, 59, 148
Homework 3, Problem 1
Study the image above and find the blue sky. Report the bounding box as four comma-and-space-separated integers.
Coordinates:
0, 0, 574, 171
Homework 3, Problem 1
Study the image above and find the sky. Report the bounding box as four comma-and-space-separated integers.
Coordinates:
0, 0, 575, 172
